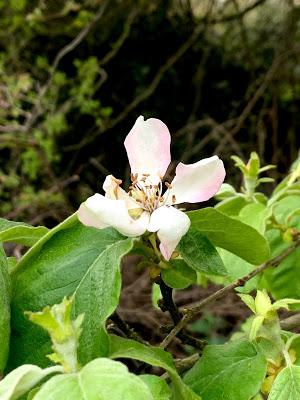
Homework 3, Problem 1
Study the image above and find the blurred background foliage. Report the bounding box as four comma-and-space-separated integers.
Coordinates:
0, 0, 299, 224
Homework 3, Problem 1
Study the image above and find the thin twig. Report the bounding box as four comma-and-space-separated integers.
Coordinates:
210, 0, 267, 24
159, 237, 300, 349
281, 313, 300, 331
110, 312, 148, 345
24, 1, 109, 131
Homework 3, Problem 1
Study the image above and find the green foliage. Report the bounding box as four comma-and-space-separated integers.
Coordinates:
188, 208, 270, 265
161, 259, 197, 289
0, 245, 10, 373
108, 335, 201, 400
183, 340, 267, 400
34, 358, 154, 400
26, 297, 83, 373
178, 228, 226, 276
268, 365, 300, 400
139, 375, 171, 400
74, 238, 134, 364
0, 364, 62, 400
0, 218, 48, 246
8, 216, 126, 369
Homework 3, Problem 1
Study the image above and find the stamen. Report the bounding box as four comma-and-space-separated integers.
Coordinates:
112, 177, 122, 185
165, 182, 172, 189
172, 195, 176, 204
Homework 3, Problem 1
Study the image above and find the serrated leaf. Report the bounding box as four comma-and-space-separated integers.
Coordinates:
268, 365, 300, 400
8, 215, 128, 369
188, 208, 270, 264
33, 358, 153, 400
0, 364, 62, 400
183, 339, 267, 400
178, 228, 226, 276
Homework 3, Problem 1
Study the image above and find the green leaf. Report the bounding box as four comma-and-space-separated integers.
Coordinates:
0, 364, 62, 400
183, 339, 267, 400
26, 297, 83, 373
0, 218, 48, 246
108, 335, 201, 400
73, 238, 134, 364
161, 259, 197, 289
215, 196, 248, 216
218, 249, 257, 292
268, 365, 300, 399
8, 215, 127, 369
238, 203, 268, 234
178, 228, 226, 276
273, 195, 300, 226
151, 283, 162, 309
0, 245, 10, 373
139, 375, 171, 400
33, 358, 154, 400
188, 208, 270, 264
264, 247, 300, 299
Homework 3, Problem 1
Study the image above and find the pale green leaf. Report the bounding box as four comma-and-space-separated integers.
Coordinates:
139, 375, 171, 400
0, 364, 62, 400
268, 365, 300, 400
33, 358, 153, 400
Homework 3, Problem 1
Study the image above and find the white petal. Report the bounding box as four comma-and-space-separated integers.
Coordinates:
148, 206, 190, 260
103, 175, 139, 209
165, 156, 226, 205
77, 193, 150, 237
124, 116, 171, 184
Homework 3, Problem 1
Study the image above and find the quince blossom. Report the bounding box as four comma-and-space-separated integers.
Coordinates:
78, 116, 225, 260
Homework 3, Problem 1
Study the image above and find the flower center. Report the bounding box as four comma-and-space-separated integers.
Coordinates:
128, 173, 165, 212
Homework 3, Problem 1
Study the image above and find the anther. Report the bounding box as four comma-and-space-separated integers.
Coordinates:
112, 177, 122, 185
165, 182, 172, 189
172, 195, 176, 203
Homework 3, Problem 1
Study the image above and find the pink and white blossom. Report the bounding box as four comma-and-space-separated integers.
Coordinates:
78, 116, 226, 260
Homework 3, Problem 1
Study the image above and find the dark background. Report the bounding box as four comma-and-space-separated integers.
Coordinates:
0, 0, 299, 224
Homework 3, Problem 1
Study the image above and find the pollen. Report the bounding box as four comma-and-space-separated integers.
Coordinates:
127, 172, 165, 212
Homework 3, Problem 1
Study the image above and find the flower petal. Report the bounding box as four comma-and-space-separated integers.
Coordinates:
103, 175, 139, 209
165, 156, 225, 204
124, 116, 171, 183
77, 193, 149, 237
148, 206, 190, 260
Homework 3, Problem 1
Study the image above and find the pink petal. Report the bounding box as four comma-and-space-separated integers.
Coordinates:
77, 193, 149, 237
148, 206, 190, 260
165, 156, 225, 205
124, 116, 171, 184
